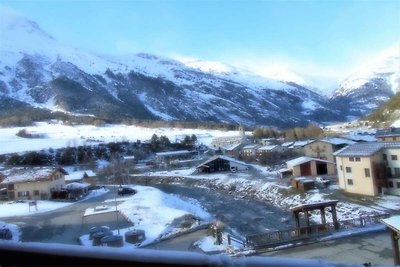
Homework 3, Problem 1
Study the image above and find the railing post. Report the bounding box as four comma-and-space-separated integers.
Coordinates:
228, 235, 231, 245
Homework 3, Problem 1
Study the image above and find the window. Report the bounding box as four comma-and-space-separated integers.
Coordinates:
340, 165, 343, 171
346, 167, 352, 173
347, 179, 353, 185
355, 157, 361, 162
364, 168, 370, 177
383, 154, 387, 160
391, 155, 398, 160
397, 182, 400, 188
388, 168, 393, 177
393, 137, 396, 141
34, 190, 40, 196
388, 181, 394, 188
382, 137, 386, 141
349, 157, 354, 162
395, 168, 400, 177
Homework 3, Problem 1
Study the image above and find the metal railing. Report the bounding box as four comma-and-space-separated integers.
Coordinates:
246, 213, 390, 249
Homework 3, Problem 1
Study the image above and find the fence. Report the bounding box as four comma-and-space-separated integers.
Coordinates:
245, 213, 390, 249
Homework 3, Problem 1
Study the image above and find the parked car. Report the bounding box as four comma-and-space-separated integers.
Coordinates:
117, 186, 137, 196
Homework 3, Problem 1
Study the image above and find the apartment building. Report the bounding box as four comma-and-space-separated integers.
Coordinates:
334, 142, 400, 196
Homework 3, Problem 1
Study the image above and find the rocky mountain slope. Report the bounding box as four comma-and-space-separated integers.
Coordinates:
331, 46, 399, 118
2, 9, 397, 128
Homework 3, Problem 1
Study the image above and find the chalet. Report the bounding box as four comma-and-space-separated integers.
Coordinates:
240, 144, 261, 158
289, 140, 314, 154
256, 145, 286, 157
196, 155, 249, 173
286, 156, 336, 177
210, 125, 249, 157
376, 128, 400, 142
65, 170, 97, 189
0, 167, 68, 200
334, 142, 400, 196
304, 137, 355, 162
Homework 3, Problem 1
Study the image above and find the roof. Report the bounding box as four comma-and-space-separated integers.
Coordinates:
286, 156, 334, 167
334, 142, 400, 157
290, 200, 339, 212
242, 144, 260, 149
318, 137, 356, 146
65, 170, 96, 181
376, 128, 400, 138
257, 145, 278, 151
196, 155, 249, 169
380, 215, 400, 232
290, 140, 314, 148
281, 142, 294, 147
0, 167, 67, 184
156, 150, 191, 157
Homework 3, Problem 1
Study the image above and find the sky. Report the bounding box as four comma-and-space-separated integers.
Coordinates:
1, 0, 399, 91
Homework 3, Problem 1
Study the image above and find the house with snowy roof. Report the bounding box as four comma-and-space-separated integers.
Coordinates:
286, 156, 336, 177
256, 145, 286, 157
376, 128, 400, 142
195, 155, 249, 173
334, 142, 400, 196
0, 167, 68, 201
304, 137, 356, 162
65, 170, 97, 189
288, 140, 314, 154
240, 144, 261, 158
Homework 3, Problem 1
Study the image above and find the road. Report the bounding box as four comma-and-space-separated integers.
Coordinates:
2, 189, 132, 245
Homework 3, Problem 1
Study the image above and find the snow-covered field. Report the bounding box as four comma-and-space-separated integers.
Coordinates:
0, 121, 244, 154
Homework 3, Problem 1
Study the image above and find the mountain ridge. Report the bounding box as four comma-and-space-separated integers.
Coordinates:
0, 9, 398, 128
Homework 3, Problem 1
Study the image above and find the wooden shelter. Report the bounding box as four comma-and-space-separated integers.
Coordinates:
291, 200, 339, 234
380, 215, 400, 265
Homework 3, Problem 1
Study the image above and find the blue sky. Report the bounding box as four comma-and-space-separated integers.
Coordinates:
1, 0, 399, 90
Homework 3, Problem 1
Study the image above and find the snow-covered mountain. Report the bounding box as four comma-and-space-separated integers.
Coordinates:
0, 9, 346, 127
331, 46, 400, 118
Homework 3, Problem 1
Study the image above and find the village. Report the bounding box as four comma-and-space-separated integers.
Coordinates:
0, 122, 399, 265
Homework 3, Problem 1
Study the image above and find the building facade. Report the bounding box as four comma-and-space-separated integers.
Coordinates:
0, 167, 68, 200
334, 142, 400, 196
304, 137, 355, 162
376, 128, 400, 142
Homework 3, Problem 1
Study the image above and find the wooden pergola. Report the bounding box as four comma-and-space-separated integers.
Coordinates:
380, 215, 400, 265
291, 200, 339, 232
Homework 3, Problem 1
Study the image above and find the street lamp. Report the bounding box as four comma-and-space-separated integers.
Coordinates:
113, 174, 120, 235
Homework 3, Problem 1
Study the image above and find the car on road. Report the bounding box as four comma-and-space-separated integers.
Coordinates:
117, 186, 137, 196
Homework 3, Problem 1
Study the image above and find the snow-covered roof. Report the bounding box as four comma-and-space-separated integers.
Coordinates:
334, 142, 400, 157
290, 140, 314, 148
318, 137, 356, 146
286, 156, 334, 167
281, 142, 294, 147
215, 142, 243, 151
65, 182, 91, 190
380, 215, 400, 232
376, 128, 400, 138
196, 155, 249, 169
257, 145, 278, 151
0, 167, 67, 184
242, 144, 260, 149
156, 150, 191, 157
65, 170, 96, 181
